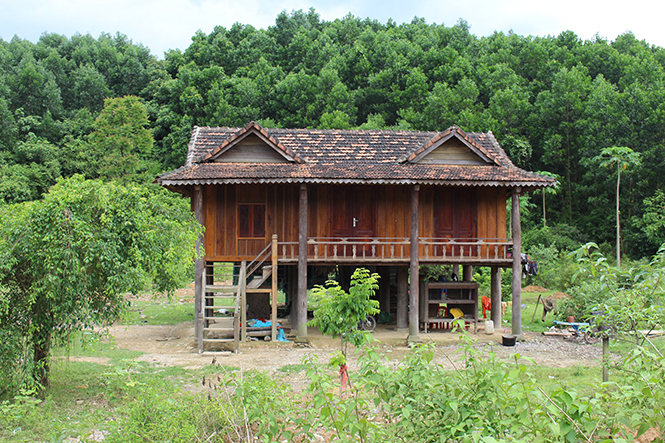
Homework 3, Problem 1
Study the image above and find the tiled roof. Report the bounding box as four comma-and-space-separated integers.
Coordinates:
159, 122, 555, 189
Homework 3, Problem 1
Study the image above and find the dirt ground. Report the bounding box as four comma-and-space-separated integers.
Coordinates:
98, 319, 603, 377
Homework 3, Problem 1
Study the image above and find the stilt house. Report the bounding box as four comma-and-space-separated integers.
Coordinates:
157, 122, 555, 349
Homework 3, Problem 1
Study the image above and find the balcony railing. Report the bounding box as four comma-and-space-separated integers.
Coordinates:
277, 237, 513, 263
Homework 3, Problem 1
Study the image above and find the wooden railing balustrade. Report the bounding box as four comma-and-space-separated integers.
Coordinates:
276, 237, 513, 263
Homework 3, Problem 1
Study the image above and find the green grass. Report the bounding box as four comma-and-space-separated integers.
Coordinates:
497, 288, 560, 334
123, 298, 194, 325
527, 364, 601, 396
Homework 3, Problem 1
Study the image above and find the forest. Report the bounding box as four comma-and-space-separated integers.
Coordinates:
2, 8, 665, 259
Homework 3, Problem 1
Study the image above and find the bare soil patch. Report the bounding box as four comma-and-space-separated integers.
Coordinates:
104, 321, 602, 376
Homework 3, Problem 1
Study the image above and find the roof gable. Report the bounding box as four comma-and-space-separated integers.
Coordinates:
405, 126, 494, 165
197, 121, 303, 164
160, 123, 557, 190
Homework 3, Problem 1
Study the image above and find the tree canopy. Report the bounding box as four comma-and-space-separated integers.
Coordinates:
2, 10, 665, 257
0, 176, 201, 394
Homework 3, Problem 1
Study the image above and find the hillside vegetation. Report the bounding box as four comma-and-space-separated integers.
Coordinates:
2, 9, 665, 258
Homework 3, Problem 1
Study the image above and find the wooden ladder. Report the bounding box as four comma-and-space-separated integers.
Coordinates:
197, 235, 279, 354
198, 262, 244, 354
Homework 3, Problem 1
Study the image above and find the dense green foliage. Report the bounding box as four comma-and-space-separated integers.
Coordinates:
559, 243, 665, 345
2, 10, 665, 258
309, 267, 380, 361
4, 336, 664, 442
0, 176, 201, 395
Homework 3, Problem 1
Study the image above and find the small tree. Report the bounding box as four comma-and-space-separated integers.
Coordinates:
0, 176, 201, 396
594, 146, 641, 267
309, 268, 380, 388
88, 95, 158, 183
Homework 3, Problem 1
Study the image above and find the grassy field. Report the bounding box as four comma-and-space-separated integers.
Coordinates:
2, 287, 663, 442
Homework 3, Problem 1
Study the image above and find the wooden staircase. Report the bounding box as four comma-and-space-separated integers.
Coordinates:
197, 235, 279, 354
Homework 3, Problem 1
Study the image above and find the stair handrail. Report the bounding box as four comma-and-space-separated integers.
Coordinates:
246, 241, 272, 280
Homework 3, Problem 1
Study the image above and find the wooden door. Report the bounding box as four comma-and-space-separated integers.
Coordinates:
434, 187, 477, 256
332, 187, 376, 256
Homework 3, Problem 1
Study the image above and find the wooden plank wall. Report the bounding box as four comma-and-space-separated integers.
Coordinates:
202, 184, 507, 261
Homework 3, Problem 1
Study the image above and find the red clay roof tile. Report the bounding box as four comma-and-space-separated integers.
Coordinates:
159, 123, 555, 189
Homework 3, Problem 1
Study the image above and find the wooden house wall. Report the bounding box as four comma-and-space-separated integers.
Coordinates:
201, 184, 507, 261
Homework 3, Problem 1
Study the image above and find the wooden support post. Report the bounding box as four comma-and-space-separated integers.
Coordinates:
463, 265, 473, 282
239, 261, 247, 342
297, 184, 308, 341
378, 267, 390, 313
193, 185, 204, 341
271, 234, 278, 342
490, 266, 502, 327
452, 264, 460, 279
511, 188, 523, 338
396, 266, 408, 330
408, 185, 421, 342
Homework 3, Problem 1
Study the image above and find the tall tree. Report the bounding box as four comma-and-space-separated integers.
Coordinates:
88, 95, 155, 182
595, 146, 641, 266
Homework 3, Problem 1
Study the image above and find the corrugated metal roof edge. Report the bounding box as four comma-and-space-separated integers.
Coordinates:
158, 177, 553, 189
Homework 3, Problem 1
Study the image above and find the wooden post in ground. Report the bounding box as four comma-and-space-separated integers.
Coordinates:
379, 266, 390, 313
297, 184, 308, 341
491, 266, 502, 327
239, 261, 247, 342
193, 185, 204, 339
511, 188, 523, 338
602, 337, 610, 382
271, 234, 278, 342
408, 185, 421, 342
396, 267, 408, 330
463, 265, 473, 281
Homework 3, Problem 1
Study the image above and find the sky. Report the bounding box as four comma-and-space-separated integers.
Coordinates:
1, 0, 663, 58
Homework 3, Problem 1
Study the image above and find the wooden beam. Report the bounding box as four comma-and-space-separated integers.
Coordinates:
409, 185, 421, 342
193, 185, 204, 343
511, 188, 522, 337
396, 266, 408, 330
297, 184, 308, 340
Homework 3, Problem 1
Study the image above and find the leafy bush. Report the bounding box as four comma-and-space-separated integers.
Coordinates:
524, 243, 578, 291
524, 223, 586, 253
473, 267, 513, 301
559, 243, 665, 346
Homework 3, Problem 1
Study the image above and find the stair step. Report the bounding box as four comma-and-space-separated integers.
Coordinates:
203, 294, 238, 300
202, 338, 236, 342
205, 285, 238, 292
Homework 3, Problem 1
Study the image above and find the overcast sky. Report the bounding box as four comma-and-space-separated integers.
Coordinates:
1, 0, 661, 58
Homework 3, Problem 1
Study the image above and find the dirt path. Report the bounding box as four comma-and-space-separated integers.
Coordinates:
101, 321, 603, 374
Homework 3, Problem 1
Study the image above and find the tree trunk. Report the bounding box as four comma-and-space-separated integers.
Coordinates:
616, 169, 621, 268
32, 328, 51, 397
